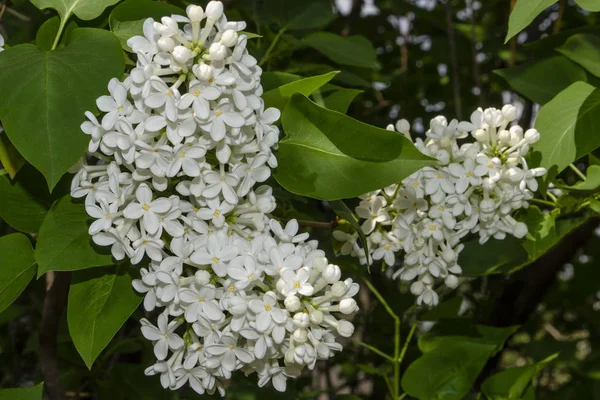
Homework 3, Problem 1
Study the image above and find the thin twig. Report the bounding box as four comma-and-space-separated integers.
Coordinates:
259, 26, 287, 67
295, 219, 337, 229
553, 0, 566, 34
0, 1, 7, 23
5, 7, 32, 22
354, 339, 395, 362
40, 272, 71, 400
444, 0, 462, 119
569, 163, 587, 181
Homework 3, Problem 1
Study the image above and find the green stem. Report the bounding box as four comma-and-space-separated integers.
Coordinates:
259, 26, 288, 67
51, 18, 67, 50
546, 191, 558, 203
354, 339, 395, 362
529, 197, 556, 207
398, 323, 418, 366
364, 280, 401, 399
569, 163, 587, 181
0, 169, 8, 177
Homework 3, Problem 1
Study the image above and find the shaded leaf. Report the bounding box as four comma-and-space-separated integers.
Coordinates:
322, 87, 363, 113
68, 267, 141, 369
31, 0, 120, 21
563, 165, 600, 191
494, 56, 588, 105
35, 196, 113, 276
575, 0, 600, 11
506, 0, 558, 42
264, 0, 334, 31
0, 233, 36, 314
303, 32, 377, 69
459, 236, 529, 277
0, 131, 25, 179
0, 383, 44, 399
263, 71, 338, 111
557, 33, 600, 78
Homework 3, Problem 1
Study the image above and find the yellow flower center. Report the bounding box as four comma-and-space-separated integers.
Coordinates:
167, 91, 173, 97
412, 181, 419, 188
466, 172, 472, 177
384, 244, 391, 250
214, 210, 221, 216
179, 151, 185, 157
429, 225, 436, 231
142, 204, 150, 211
199, 297, 205, 302
212, 257, 219, 263
294, 281, 301, 289
118, 106, 124, 112
215, 109, 223, 116
229, 285, 235, 292
193, 89, 200, 96
487, 162, 493, 168
264, 304, 272, 311
248, 273, 255, 279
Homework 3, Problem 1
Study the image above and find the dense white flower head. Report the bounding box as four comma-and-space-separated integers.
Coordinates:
334, 105, 546, 307
0, 34, 5, 52
71, 1, 358, 395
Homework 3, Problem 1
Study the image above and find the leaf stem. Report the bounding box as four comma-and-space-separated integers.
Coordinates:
546, 191, 558, 203
529, 197, 556, 207
259, 26, 288, 67
569, 163, 587, 181
354, 339, 395, 362
398, 323, 418, 366
51, 18, 68, 51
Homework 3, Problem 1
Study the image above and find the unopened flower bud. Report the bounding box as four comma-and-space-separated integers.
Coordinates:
172, 45, 193, 63
205, 1, 224, 20
498, 129, 510, 143
293, 312, 310, 328
322, 264, 341, 283
194, 63, 213, 81
474, 128, 489, 143
339, 298, 358, 314
312, 256, 328, 272
396, 119, 411, 134
502, 104, 517, 121
284, 295, 301, 312
524, 129, 540, 144
157, 36, 176, 52
209, 42, 228, 60
330, 281, 347, 298
506, 167, 523, 183
227, 296, 247, 315
445, 274, 459, 289
337, 320, 355, 338
220, 29, 238, 47
293, 328, 308, 343
410, 281, 424, 295
513, 222, 528, 238
480, 199, 495, 213
187, 5, 204, 21
309, 309, 324, 324
194, 270, 210, 286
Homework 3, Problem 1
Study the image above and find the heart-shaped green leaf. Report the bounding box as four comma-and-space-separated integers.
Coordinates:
0, 28, 124, 189
0, 233, 36, 314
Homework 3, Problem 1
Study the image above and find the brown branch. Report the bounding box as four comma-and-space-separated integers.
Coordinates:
444, 0, 462, 119
553, 0, 566, 34
296, 219, 337, 230
40, 271, 72, 400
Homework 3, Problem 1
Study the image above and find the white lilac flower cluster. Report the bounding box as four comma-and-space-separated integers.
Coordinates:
70, 1, 358, 396
334, 106, 546, 307
0, 34, 5, 52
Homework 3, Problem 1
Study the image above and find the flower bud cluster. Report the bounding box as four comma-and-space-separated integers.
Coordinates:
334, 106, 546, 306
71, 1, 358, 395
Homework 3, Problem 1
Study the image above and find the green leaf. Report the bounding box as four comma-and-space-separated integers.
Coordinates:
109, 0, 184, 51
0, 131, 25, 179
420, 296, 464, 321
35, 196, 113, 276
402, 338, 497, 400
31, 0, 120, 21
520, 206, 559, 261
575, 0, 600, 11
0, 233, 36, 314
36, 16, 78, 51
303, 33, 377, 69
590, 199, 600, 213
263, 71, 339, 111
481, 353, 558, 400
557, 34, 600, 78
322, 88, 363, 113
535, 81, 600, 188
264, 0, 334, 31
506, 0, 558, 43
68, 267, 141, 369
329, 199, 370, 268
0, 383, 44, 400
0, 165, 55, 233
0, 28, 125, 189
494, 56, 588, 105
96, 364, 172, 400
459, 236, 529, 277
275, 94, 433, 200
261, 71, 301, 91
564, 165, 600, 191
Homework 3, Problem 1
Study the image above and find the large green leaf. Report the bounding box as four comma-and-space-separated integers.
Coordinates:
31, 0, 120, 21
520, 206, 559, 261
535, 81, 600, 187
263, 0, 334, 31
263, 71, 338, 111
402, 339, 497, 400
404, 325, 518, 400
322, 87, 363, 113
494, 56, 588, 105
0, 383, 44, 399
0, 233, 36, 314
459, 236, 529, 277
0, 28, 124, 189
109, 0, 184, 51
0, 165, 56, 232
68, 267, 141, 369
481, 354, 558, 400
557, 34, 600, 78
35, 196, 113, 276
303, 32, 377, 69
506, 0, 558, 42
575, 0, 600, 11
275, 94, 433, 200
